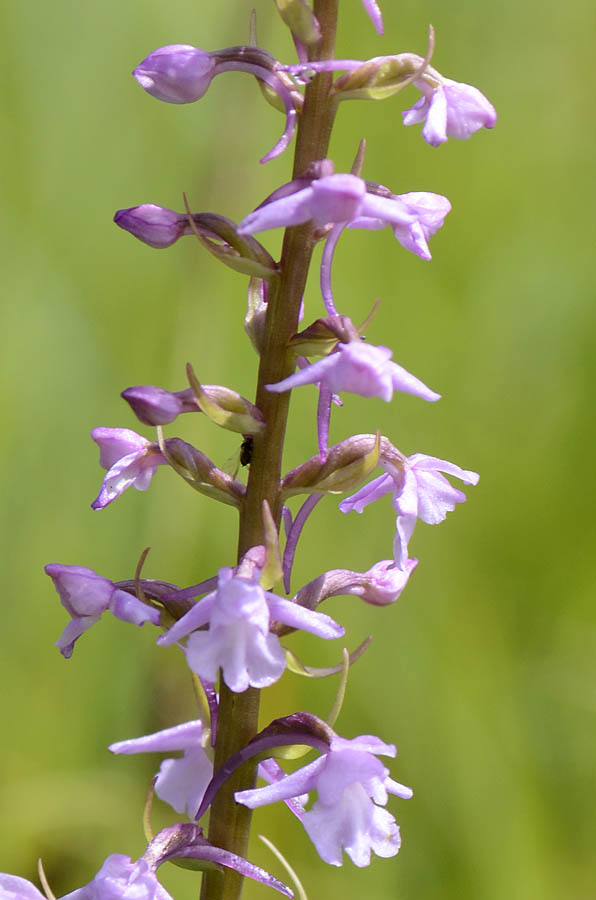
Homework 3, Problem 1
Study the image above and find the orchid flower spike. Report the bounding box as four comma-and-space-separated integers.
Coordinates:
340, 452, 479, 568
110, 720, 212, 818
236, 732, 413, 867
45, 564, 160, 658
402, 73, 497, 146
157, 564, 344, 692
267, 340, 440, 403
90, 427, 167, 510
133, 44, 299, 162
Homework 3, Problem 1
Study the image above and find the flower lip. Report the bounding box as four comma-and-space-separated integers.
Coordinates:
157, 565, 344, 693
403, 77, 497, 146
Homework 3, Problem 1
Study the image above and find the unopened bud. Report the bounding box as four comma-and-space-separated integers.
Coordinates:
122, 386, 197, 426
134, 45, 216, 103
114, 204, 192, 249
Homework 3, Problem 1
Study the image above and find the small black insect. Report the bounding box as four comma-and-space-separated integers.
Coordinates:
240, 434, 254, 467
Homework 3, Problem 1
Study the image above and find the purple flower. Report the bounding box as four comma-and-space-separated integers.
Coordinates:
0, 875, 46, 900
134, 45, 216, 103
60, 854, 173, 900
45, 564, 160, 658
267, 342, 440, 403
91, 427, 167, 510
236, 733, 412, 867
340, 453, 479, 568
114, 205, 194, 249
110, 720, 212, 818
157, 565, 345, 692
238, 173, 417, 235
402, 78, 497, 146
349, 191, 451, 261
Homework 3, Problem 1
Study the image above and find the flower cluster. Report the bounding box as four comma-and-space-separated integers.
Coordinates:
7, 3, 496, 898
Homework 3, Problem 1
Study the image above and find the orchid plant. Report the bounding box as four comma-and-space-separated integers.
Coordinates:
2, 2, 495, 900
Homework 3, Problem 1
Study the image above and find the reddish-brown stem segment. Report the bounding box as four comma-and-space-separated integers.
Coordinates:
200, 3, 339, 900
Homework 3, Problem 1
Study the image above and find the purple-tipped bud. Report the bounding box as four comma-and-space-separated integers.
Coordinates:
134, 45, 216, 104
114, 204, 191, 249
122, 386, 197, 426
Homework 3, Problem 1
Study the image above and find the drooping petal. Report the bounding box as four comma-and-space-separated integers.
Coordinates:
339, 473, 394, 514
109, 720, 205, 755
393, 514, 417, 569
385, 777, 414, 799
91, 449, 164, 509
238, 186, 314, 234
0, 875, 47, 900
266, 595, 344, 639
266, 354, 338, 392
156, 592, 216, 646
360, 0, 384, 34
358, 192, 416, 227
154, 747, 213, 817
421, 84, 449, 145
55, 615, 101, 658
109, 589, 161, 626
236, 757, 325, 808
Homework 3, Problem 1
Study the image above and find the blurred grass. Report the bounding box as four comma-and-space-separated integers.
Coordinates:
1, 0, 595, 897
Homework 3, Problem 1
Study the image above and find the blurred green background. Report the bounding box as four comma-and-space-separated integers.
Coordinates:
1, 0, 595, 897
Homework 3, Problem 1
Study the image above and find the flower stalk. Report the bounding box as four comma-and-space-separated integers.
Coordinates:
202, 4, 340, 899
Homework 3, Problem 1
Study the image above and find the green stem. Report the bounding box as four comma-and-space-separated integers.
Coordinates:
200, 3, 338, 899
